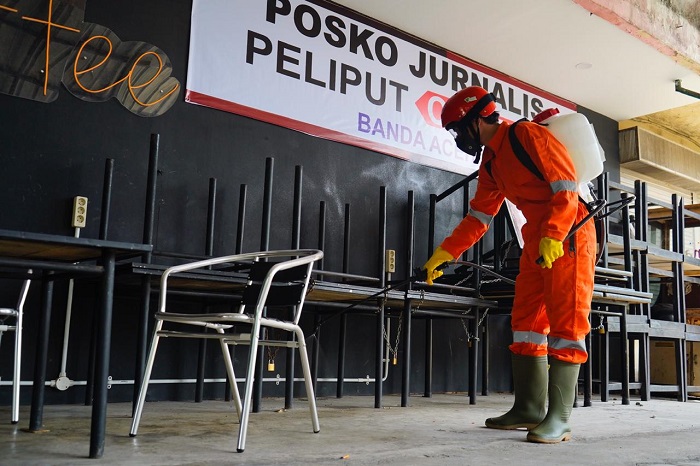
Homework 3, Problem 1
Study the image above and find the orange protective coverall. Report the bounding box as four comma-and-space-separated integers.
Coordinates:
440, 120, 596, 364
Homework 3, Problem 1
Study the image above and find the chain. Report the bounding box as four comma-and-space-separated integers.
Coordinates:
476, 308, 490, 329
414, 289, 425, 311
460, 315, 475, 344
452, 276, 471, 289
394, 316, 402, 355
389, 291, 420, 362
266, 345, 280, 363
500, 238, 517, 267
265, 328, 281, 370
382, 313, 403, 364
593, 315, 605, 334
460, 308, 491, 345
375, 290, 402, 364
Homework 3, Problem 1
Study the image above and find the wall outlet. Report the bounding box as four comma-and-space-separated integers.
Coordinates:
72, 196, 88, 228
385, 249, 396, 273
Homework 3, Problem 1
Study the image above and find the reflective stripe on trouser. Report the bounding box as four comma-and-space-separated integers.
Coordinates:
509, 202, 595, 364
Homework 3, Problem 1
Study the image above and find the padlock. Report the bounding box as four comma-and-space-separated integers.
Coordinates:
267, 359, 275, 371
598, 326, 606, 335
392, 356, 397, 365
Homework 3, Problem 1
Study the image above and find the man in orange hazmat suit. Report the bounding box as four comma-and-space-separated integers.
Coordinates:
422, 86, 596, 444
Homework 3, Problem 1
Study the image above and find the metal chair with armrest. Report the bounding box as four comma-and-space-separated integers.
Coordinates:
129, 249, 323, 453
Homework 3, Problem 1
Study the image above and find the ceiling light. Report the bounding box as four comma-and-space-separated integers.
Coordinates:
575, 62, 593, 70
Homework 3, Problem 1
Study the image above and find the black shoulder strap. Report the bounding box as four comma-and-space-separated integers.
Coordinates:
484, 160, 493, 178
509, 118, 545, 181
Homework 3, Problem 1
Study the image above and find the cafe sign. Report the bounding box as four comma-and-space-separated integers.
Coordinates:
0, 0, 179, 117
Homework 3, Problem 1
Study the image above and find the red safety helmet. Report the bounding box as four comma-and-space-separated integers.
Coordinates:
441, 86, 497, 128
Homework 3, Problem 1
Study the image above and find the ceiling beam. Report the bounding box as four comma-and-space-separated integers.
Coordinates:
573, 0, 700, 75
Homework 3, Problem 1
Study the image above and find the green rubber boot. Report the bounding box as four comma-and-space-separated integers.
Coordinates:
485, 354, 547, 430
527, 359, 581, 443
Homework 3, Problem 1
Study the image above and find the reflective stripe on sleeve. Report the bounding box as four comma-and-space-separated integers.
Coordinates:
512, 330, 548, 346
549, 336, 587, 352
550, 179, 577, 194
468, 208, 493, 227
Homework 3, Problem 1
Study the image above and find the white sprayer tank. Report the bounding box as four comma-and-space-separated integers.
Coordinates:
532, 108, 605, 185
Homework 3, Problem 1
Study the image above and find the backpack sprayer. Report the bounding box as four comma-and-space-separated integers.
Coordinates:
505, 108, 636, 265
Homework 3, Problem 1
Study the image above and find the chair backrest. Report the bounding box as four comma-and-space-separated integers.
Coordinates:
157, 250, 322, 323
238, 250, 322, 325
242, 260, 310, 307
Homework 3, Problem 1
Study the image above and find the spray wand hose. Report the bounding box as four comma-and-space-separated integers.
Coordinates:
309, 195, 629, 338
309, 261, 512, 340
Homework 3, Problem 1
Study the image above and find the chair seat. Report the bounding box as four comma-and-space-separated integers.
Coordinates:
157, 328, 300, 348
224, 334, 300, 348
158, 311, 301, 333
158, 311, 304, 348
156, 312, 235, 330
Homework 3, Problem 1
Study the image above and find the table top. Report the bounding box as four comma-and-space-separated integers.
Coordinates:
0, 228, 152, 263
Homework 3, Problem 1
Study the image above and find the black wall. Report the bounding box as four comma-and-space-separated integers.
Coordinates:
0, 0, 620, 405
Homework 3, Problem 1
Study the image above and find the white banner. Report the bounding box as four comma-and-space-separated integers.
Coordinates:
186, 0, 576, 175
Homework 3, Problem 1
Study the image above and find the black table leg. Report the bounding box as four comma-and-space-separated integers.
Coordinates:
424, 318, 433, 398
336, 314, 347, 399
90, 251, 115, 459
481, 315, 489, 396
584, 330, 592, 407
311, 314, 321, 392
375, 301, 384, 408
620, 307, 630, 405
601, 317, 610, 402
469, 314, 477, 405
401, 299, 413, 407
28, 274, 54, 432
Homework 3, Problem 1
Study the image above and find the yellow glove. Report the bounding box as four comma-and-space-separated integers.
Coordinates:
538, 237, 564, 269
422, 246, 454, 285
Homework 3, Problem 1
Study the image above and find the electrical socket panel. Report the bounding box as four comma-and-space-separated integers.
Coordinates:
385, 249, 396, 273
72, 196, 88, 228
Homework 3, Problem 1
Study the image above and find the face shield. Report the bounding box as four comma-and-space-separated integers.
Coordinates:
447, 117, 483, 164
443, 91, 496, 165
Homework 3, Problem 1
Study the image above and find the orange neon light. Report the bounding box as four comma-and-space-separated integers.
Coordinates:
21, 14, 80, 31
21, 0, 81, 96
2, 0, 179, 113
72, 36, 179, 106
73, 36, 126, 93
127, 52, 179, 107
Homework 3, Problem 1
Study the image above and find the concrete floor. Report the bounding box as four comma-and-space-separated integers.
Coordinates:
1, 393, 700, 465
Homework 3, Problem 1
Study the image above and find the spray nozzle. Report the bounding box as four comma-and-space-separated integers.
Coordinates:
413, 261, 450, 282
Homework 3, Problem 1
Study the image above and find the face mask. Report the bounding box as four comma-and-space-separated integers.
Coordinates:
448, 118, 483, 164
